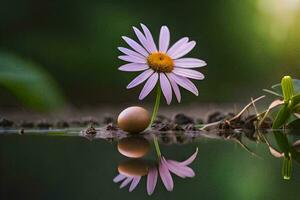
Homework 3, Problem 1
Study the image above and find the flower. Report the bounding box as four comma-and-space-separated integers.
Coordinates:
113, 148, 198, 195
157, 148, 198, 192
118, 24, 206, 104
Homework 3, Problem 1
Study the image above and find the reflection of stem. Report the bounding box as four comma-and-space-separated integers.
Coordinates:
149, 86, 162, 158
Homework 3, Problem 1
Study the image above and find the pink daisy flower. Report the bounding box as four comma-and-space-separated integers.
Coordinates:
118, 24, 206, 104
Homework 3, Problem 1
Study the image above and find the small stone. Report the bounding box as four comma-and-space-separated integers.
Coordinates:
85, 126, 97, 135
117, 106, 150, 133
0, 118, 14, 127
154, 115, 171, 123
173, 113, 194, 125
207, 112, 225, 123
151, 122, 172, 131
105, 123, 118, 131
117, 136, 150, 158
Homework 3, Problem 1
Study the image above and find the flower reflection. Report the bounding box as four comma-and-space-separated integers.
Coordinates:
113, 173, 142, 192
158, 148, 198, 192
114, 147, 198, 195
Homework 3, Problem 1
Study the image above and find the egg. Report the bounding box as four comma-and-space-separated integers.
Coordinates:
117, 136, 150, 158
118, 159, 150, 177
117, 106, 151, 133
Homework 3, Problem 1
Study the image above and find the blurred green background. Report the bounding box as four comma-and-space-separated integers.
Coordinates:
1, 0, 300, 110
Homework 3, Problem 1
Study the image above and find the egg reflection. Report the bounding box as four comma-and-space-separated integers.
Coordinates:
117, 136, 150, 158
118, 159, 150, 177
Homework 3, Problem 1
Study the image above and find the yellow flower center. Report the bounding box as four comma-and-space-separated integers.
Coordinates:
147, 52, 174, 73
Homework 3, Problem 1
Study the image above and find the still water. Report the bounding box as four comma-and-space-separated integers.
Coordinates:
0, 130, 299, 200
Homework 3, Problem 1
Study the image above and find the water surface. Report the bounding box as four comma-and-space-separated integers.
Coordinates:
0, 130, 299, 200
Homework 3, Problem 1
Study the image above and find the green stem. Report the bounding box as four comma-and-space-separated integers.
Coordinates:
149, 86, 162, 158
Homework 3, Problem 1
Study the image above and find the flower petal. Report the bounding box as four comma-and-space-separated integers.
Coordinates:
170, 41, 196, 59
113, 174, 126, 183
159, 26, 170, 53
165, 161, 187, 178
118, 63, 149, 72
167, 73, 181, 103
160, 73, 172, 104
133, 27, 152, 54
122, 36, 149, 57
129, 176, 141, 192
179, 148, 198, 166
120, 177, 133, 188
141, 24, 157, 52
269, 146, 284, 158
174, 58, 207, 68
167, 37, 189, 57
127, 69, 154, 89
159, 157, 174, 191
118, 47, 145, 59
166, 160, 195, 178
147, 167, 158, 195
169, 73, 199, 96
139, 72, 158, 100
173, 68, 205, 80
118, 55, 146, 64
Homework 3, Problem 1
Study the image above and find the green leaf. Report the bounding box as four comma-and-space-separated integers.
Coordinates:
286, 118, 300, 130
272, 105, 291, 129
291, 94, 300, 109
0, 51, 65, 111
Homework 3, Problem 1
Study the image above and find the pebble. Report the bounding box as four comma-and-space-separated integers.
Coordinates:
173, 113, 194, 125
85, 126, 97, 135
207, 112, 225, 123
117, 106, 150, 133
0, 118, 14, 127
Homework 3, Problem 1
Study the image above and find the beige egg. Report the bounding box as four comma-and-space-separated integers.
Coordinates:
118, 136, 150, 158
118, 159, 150, 177
117, 106, 150, 133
